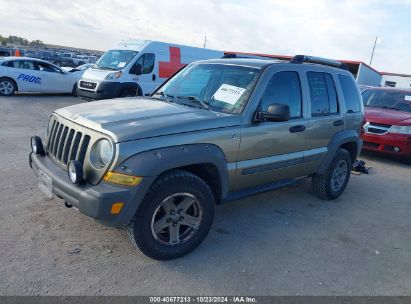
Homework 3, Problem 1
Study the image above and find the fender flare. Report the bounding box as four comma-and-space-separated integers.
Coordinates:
115, 143, 229, 198
317, 130, 362, 174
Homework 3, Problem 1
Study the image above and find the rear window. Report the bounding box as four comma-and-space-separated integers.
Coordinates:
338, 74, 362, 113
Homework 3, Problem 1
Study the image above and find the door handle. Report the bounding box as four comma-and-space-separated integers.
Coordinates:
152, 74, 156, 81
333, 120, 344, 126
289, 125, 306, 133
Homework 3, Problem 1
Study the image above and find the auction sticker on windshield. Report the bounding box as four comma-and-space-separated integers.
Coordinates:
118, 62, 127, 68
212, 84, 246, 105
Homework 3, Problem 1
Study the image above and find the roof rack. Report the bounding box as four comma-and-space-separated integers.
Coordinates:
222, 52, 289, 61
290, 55, 348, 70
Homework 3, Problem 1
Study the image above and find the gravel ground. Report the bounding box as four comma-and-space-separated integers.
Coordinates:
1, 94, 411, 296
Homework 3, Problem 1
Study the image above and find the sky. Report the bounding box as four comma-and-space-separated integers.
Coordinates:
0, 0, 410, 74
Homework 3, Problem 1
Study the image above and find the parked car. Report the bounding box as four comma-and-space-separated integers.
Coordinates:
77, 39, 224, 100
361, 87, 411, 164
0, 57, 84, 96
29, 55, 363, 260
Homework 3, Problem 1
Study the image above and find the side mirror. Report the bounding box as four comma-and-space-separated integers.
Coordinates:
129, 63, 142, 75
254, 103, 290, 122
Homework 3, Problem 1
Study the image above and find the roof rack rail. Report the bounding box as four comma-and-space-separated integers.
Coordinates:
290, 55, 348, 70
222, 52, 289, 61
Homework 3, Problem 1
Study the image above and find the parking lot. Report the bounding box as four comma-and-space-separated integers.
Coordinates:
0, 94, 411, 296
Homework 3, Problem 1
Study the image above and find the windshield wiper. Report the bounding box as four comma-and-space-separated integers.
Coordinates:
152, 91, 174, 102
175, 96, 209, 110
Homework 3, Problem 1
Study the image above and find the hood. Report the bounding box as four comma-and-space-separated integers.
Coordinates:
365, 107, 411, 125
81, 67, 117, 82
55, 97, 240, 142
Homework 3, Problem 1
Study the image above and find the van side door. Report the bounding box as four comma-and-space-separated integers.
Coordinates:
234, 68, 310, 191
129, 53, 156, 96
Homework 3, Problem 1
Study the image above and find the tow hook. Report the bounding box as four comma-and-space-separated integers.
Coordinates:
65, 201, 73, 208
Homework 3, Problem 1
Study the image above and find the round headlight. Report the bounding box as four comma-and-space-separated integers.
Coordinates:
31, 136, 45, 155
94, 139, 113, 167
68, 160, 83, 184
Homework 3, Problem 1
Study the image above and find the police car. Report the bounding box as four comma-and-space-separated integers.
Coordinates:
0, 57, 83, 96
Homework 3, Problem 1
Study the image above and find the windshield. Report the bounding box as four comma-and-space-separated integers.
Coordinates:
154, 63, 261, 114
362, 89, 411, 113
95, 49, 138, 71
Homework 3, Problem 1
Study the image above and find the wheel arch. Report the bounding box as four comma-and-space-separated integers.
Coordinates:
317, 130, 362, 174
115, 144, 230, 203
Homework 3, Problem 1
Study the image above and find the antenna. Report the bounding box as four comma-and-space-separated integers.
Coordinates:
369, 36, 378, 66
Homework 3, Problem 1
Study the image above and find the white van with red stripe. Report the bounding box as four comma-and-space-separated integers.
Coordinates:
77, 40, 223, 100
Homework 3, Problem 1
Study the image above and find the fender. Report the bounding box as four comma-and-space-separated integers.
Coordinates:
317, 130, 362, 174
115, 144, 230, 199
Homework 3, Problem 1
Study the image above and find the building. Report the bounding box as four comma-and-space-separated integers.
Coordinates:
380, 72, 411, 89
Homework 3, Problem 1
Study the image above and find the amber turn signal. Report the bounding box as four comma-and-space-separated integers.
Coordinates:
110, 202, 124, 214
103, 171, 142, 186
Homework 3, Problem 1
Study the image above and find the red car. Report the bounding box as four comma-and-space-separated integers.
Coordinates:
362, 87, 411, 164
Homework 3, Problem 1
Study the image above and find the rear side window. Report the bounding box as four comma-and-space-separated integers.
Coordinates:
260, 71, 302, 118
307, 72, 339, 116
3, 60, 36, 70
338, 74, 362, 113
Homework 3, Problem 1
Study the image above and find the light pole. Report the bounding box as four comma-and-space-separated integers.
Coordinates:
369, 36, 378, 66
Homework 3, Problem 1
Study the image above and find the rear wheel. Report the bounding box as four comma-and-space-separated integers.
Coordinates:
0, 78, 16, 96
127, 170, 215, 260
312, 148, 352, 200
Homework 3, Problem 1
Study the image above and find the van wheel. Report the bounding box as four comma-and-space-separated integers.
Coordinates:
312, 148, 352, 200
0, 78, 16, 96
120, 88, 136, 97
127, 170, 215, 260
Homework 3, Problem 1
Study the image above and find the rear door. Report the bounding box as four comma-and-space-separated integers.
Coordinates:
36, 61, 72, 93
234, 68, 310, 191
4, 60, 41, 92
303, 70, 345, 170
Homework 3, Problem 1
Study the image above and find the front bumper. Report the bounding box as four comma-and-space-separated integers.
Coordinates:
29, 152, 155, 228
77, 81, 123, 100
362, 132, 411, 156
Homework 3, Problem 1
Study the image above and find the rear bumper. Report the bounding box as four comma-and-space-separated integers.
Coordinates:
77, 81, 123, 100
29, 152, 155, 228
362, 132, 411, 156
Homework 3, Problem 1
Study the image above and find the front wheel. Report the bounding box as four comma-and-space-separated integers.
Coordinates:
312, 148, 352, 200
0, 78, 16, 96
127, 170, 215, 260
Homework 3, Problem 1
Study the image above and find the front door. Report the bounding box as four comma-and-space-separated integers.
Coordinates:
37, 62, 72, 93
234, 70, 310, 191
129, 53, 157, 96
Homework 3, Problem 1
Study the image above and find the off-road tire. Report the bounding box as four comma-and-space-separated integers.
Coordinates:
312, 148, 352, 200
127, 170, 215, 260
0, 77, 17, 96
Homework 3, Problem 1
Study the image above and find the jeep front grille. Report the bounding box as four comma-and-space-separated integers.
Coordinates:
47, 119, 91, 167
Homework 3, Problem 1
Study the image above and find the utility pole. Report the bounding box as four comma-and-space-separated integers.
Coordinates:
369, 36, 378, 66
203, 35, 207, 48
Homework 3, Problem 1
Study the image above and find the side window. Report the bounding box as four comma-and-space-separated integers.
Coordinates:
20, 61, 36, 70
132, 53, 155, 74
260, 71, 302, 118
307, 72, 339, 116
142, 53, 155, 74
37, 62, 60, 73
338, 74, 362, 113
